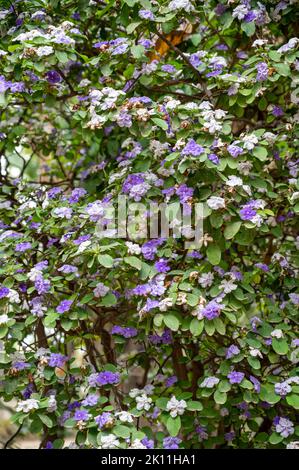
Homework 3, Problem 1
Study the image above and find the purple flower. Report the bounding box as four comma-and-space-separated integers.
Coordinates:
224, 431, 235, 442
244, 11, 256, 22
48, 353, 67, 368
176, 184, 193, 203
13, 361, 30, 371
289, 293, 299, 306
22, 383, 34, 399
254, 263, 269, 272
95, 412, 113, 428
249, 375, 261, 393
154, 258, 170, 273
58, 264, 78, 274
272, 105, 284, 117
53, 207, 73, 219
111, 325, 138, 338
228, 144, 243, 158
161, 64, 176, 73
56, 299, 73, 314
47, 187, 63, 199
163, 437, 181, 449
141, 437, 154, 449
82, 394, 99, 406
15, 242, 32, 252
68, 188, 87, 204
239, 205, 257, 221
141, 238, 164, 260
189, 53, 203, 69
226, 344, 240, 359
94, 371, 120, 386
256, 62, 268, 82
139, 9, 155, 21
74, 409, 89, 421
165, 376, 178, 387
34, 275, 51, 294
208, 153, 219, 165
46, 70, 62, 84
275, 417, 294, 438
0, 286, 10, 298
227, 370, 245, 384
182, 139, 204, 157
274, 382, 292, 396
149, 329, 172, 345
202, 300, 223, 320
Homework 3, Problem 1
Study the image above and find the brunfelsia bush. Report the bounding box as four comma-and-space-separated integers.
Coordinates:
0, 0, 298, 450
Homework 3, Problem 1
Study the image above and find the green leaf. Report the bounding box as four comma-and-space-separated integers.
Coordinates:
131, 45, 145, 59
164, 313, 180, 331
224, 221, 242, 240
213, 390, 227, 404
98, 254, 114, 268
269, 433, 283, 445
286, 394, 299, 410
166, 416, 181, 437
186, 401, 203, 411
272, 338, 289, 355
253, 146, 268, 161
259, 385, 281, 404
214, 317, 226, 335
38, 413, 53, 428
0, 326, 8, 339
206, 244, 221, 265
151, 118, 169, 131
113, 424, 131, 439
274, 63, 291, 77
190, 318, 204, 336
124, 256, 142, 270
101, 292, 117, 307
241, 21, 255, 36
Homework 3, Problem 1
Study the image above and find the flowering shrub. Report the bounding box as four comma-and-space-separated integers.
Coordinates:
0, 0, 299, 450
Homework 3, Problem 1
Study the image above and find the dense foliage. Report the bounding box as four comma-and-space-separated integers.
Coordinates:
0, 0, 299, 449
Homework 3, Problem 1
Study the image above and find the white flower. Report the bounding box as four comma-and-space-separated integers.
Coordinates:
166, 395, 187, 418
125, 241, 141, 255
205, 119, 222, 134
287, 441, 299, 449
129, 388, 142, 398
200, 376, 220, 388
0, 314, 9, 325
252, 39, 268, 48
220, 279, 237, 294
168, 0, 194, 12
0, 49, 7, 56
159, 298, 173, 311
198, 272, 214, 288
7, 289, 20, 304
28, 267, 43, 282
77, 240, 91, 253
249, 347, 263, 358
47, 395, 57, 412
130, 439, 146, 449
115, 411, 134, 423
207, 196, 225, 210
271, 329, 284, 339
100, 434, 120, 449
93, 282, 109, 297
16, 399, 39, 413
242, 134, 258, 150
36, 46, 54, 57
136, 393, 152, 411
232, 5, 248, 20
226, 175, 243, 187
